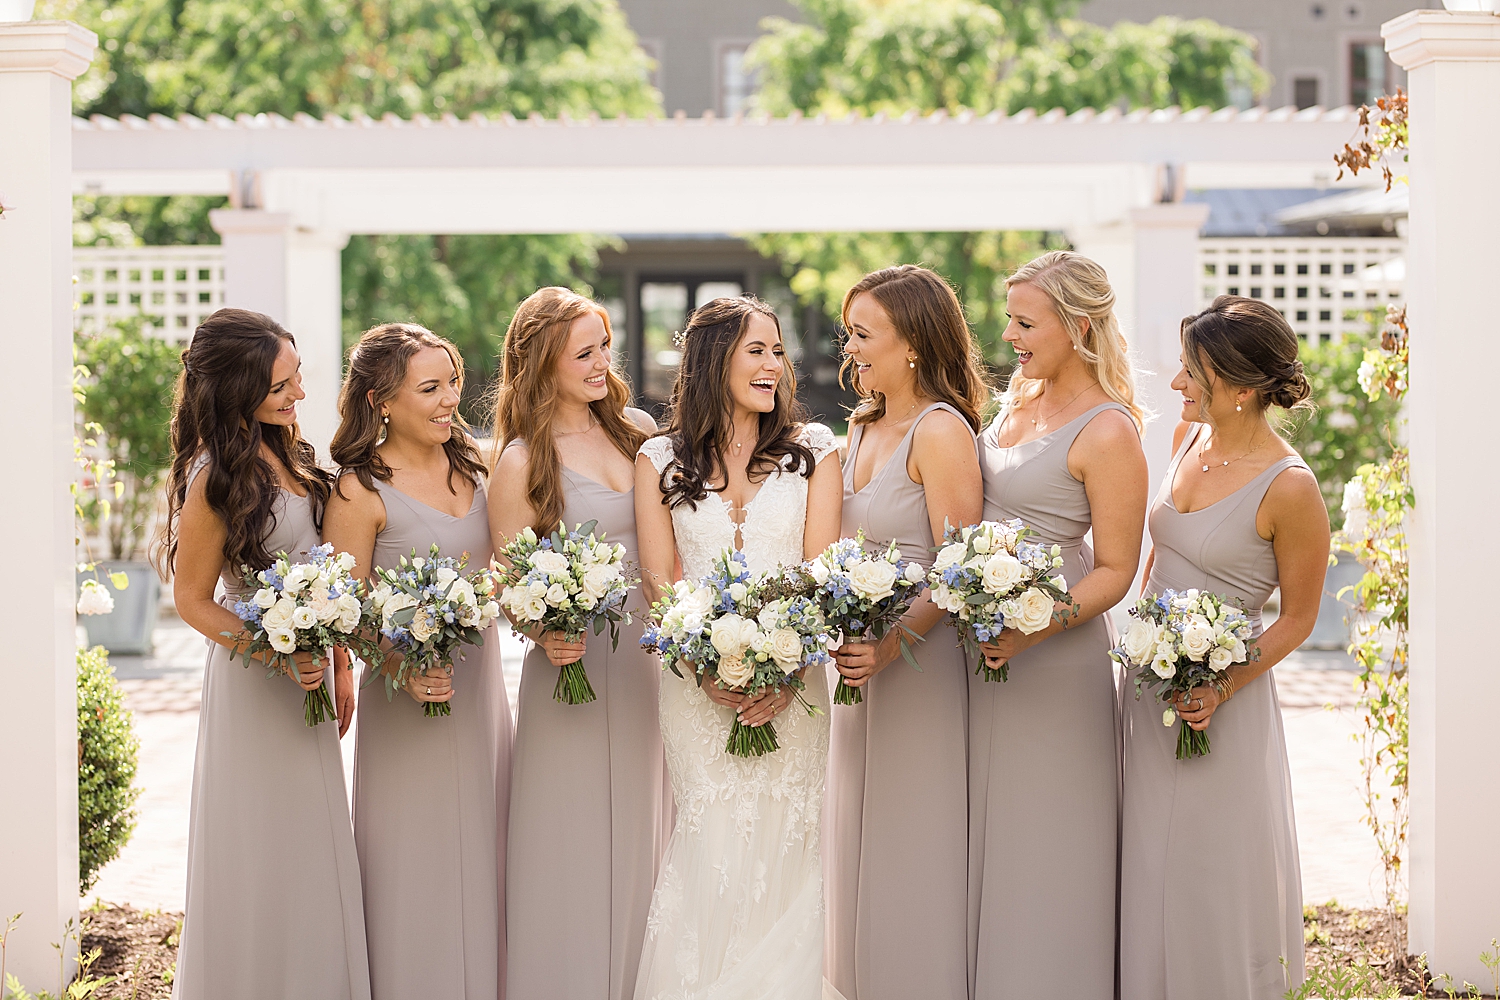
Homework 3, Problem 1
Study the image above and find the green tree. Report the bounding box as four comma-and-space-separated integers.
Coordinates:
77, 644, 141, 894
747, 0, 1267, 365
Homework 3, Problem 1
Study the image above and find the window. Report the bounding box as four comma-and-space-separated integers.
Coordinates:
1204, 263, 1217, 276
1227, 286, 1239, 296
1320, 263, 1333, 275
717, 43, 755, 116
1273, 287, 1286, 299
1296, 310, 1309, 321
1274, 264, 1286, 276
1294, 77, 1320, 110
1319, 310, 1332, 321
1297, 287, 1309, 299
1227, 264, 1240, 276
1343, 263, 1357, 275
1250, 264, 1262, 276
1250, 287, 1263, 298
1297, 263, 1309, 276
1350, 42, 1388, 107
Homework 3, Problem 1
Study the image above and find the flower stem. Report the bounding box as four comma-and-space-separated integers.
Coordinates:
726, 717, 780, 757
975, 660, 1009, 683
424, 700, 452, 718
1175, 721, 1212, 759
303, 686, 336, 728
553, 662, 598, 705
832, 676, 863, 705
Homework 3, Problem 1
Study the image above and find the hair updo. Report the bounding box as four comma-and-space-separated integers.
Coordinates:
1180, 295, 1313, 414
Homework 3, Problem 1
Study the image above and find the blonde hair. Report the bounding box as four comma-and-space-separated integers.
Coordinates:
1001, 250, 1147, 431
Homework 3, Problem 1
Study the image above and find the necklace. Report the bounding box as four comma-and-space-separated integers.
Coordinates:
1030, 384, 1090, 430
556, 413, 598, 437
1197, 427, 1266, 473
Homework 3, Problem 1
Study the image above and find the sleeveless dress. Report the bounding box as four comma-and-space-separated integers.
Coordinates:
633, 424, 839, 1000
174, 464, 371, 1000
969, 402, 1132, 1000
826, 403, 975, 1000
506, 462, 667, 1000
1119, 424, 1306, 1000
353, 477, 513, 1000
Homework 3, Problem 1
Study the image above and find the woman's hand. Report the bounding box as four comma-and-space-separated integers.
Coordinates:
527, 628, 586, 667
833, 633, 898, 688
289, 650, 327, 692
335, 663, 356, 737
977, 628, 1043, 675
738, 685, 793, 727
1171, 684, 1225, 731
403, 665, 454, 705
701, 679, 746, 711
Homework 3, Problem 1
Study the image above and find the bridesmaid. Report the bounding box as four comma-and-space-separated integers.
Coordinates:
491, 288, 663, 1000
828, 265, 987, 1000
157, 308, 370, 1000
323, 324, 512, 1000
968, 251, 1149, 999
1120, 295, 1327, 999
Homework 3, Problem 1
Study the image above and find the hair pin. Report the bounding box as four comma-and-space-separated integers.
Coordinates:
671, 329, 687, 349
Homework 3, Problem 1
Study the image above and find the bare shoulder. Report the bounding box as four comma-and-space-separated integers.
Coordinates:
1076, 407, 1142, 451
493, 439, 530, 481
331, 471, 384, 515
1264, 460, 1324, 514
912, 406, 975, 447
625, 407, 658, 434
1171, 420, 1193, 452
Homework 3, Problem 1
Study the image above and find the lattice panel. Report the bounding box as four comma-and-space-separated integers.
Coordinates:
73, 246, 226, 343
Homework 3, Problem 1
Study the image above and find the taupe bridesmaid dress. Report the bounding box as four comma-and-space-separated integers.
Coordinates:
174, 464, 371, 1000
969, 402, 1132, 1000
354, 476, 513, 1000
1119, 423, 1305, 1000
506, 464, 666, 1000
826, 402, 974, 1000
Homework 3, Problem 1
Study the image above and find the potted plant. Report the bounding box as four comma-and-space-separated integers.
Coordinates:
75, 317, 179, 654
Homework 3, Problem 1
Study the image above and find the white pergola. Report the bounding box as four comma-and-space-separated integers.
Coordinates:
3, 9, 1497, 988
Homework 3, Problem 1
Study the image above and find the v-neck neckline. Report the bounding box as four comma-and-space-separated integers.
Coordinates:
849, 403, 938, 494
381, 478, 481, 521
562, 465, 634, 497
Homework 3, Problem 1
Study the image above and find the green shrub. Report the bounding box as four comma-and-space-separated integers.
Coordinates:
77, 646, 140, 894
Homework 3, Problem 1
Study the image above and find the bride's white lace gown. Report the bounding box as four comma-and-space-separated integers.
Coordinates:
634, 425, 839, 1000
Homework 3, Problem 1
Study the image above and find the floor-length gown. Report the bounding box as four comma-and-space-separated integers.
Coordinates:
826, 403, 973, 1000
969, 402, 1130, 1000
507, 465, 667, 1000
1119, 424, 1306, 999
174, 467, 371, 1000
633, 424, 839, 1000
353, 478, 513, 1000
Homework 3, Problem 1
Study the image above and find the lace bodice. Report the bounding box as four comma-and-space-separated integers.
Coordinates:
639, 423, 838, 579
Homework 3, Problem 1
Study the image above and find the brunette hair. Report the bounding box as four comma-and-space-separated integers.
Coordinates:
1181, 296, 1313, 415
491, 288, 648, 531
330, 323, 488, 497
152, 308, 333, 576
839, 265, 990, 432
655, 295, 814, 510
1001, 250, 1146, 430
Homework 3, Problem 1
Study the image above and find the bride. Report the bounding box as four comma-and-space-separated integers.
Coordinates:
633, 295, 844, 999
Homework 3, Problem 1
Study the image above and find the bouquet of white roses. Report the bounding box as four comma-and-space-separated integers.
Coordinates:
641, 550, 834, 757
805, 532, 927, 705
227, 543, 378, 727
497, 520, 636, 705
928, 518, 1073, 682
368, 545, 504, 718
1110, 588, 1256, 759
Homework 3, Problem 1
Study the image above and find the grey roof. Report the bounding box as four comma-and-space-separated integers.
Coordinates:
1184, 188, 1334, 237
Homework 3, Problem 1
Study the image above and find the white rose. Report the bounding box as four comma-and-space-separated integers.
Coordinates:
253, 588, 277, 609
336, 551, 357, 573
769, 628, 804, 673
679, 586, 715, 618
932, 544, 966, 573
523, 595, 547, 621
581, 563, 621, 601
716, 650, 755, 688
728, 581, 749, 603
434, 567, 459, 590
336, 594, 362, 632
1208, 645, 1234, 672
1180, 615, 1216, 661
850, 560, 900, 602
309, 594, 340, 624
1150, 646, 1177, 680
972, 532, 992, 554
267, 629, 297, 654
931, 585, 964, 613
76, 579, 114, 616
531, 550, 570, 577
281, 570, 307, 595
380, 592, 417, 629
481, 601, 500, 622
710, 614, 753, 661
369, 583, 391, 610
980, 551, 1026, 595
447, 578, 477, 607
545, 583, 568, 607
262, 597, 298, 632
903, 561, 926, 585
291, 605, 318, 630
1121, 619, 1159, 665
410, 608, 441, 642
807, 560, 831, 586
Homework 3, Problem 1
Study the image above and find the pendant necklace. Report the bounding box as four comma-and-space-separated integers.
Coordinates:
1030, 384, 1089, 431
1198, 427, 1265, 473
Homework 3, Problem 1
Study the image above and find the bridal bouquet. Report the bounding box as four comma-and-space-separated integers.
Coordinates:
806, 532, 927, 706
641, 550, 834, 757
497, 520, 636, 705
1111, 588, 1256, 759
928, 518, 1073, 682
227, 543, 377, 727
368, 545, 504, 718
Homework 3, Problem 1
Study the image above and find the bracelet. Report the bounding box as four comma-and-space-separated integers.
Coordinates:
1214, 675, 1235, 705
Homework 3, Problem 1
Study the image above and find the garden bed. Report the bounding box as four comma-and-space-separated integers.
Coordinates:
78, 903, 180, 1000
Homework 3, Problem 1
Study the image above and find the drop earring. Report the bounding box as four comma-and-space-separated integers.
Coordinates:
908, 357, 916, 369
377, 411, 389, 445
1235, 401, 1243, 412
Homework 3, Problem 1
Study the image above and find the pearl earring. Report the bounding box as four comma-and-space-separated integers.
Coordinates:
1235, 401, 1243, 412
908, 357, 916, 369
382, 413, 390, 424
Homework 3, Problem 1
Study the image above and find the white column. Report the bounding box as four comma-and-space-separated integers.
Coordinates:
0, 20, 96, 990
1384, 10, 1500, 985
1071, 203, 1209, 495
209, 209, 347, 455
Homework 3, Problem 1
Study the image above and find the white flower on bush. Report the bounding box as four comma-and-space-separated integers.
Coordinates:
580, 563, 621, 601
850, 559, 899, 602
1180, 615, 1216, 661
769, 628, 804, 673
77, 579, 114, 616
268, 629, 297, 654
1341, 478, 1369, 539
1121, 619, 1159, 664
981, 551, 1025, 593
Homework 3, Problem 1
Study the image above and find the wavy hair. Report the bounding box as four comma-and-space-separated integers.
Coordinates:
1181, 295, 1313, 417
152, 308, 332, 576
655, 295, 814, 510
491, 287, 648, 532
1000, 250, 1146, 430
840, 265, 991, 431
330, 323, 487, 498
